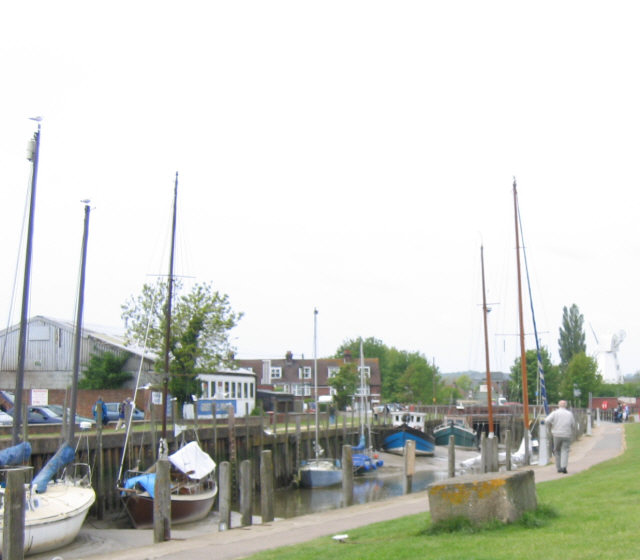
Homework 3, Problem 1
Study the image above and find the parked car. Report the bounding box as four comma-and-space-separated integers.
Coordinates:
7, 405, 63, 424
104, 402, 145, 423
45, 404, 95, 426
0, 410, 13, 425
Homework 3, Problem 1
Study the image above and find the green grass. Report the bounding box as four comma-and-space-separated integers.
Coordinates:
249, 424, 639, 560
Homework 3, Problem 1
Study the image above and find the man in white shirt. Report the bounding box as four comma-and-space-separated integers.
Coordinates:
545, 400, 576, 473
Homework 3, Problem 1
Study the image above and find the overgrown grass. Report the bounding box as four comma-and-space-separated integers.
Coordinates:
249, 424, 639, 560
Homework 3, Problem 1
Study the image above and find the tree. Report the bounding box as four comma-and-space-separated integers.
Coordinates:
79, 351, 132, 389
558, 304, 586, 369
560, 352, 601, 407
334, 337, 441, 403
508, 347, 560, 405
121, 280, 242, 407
327, 362, 359, 410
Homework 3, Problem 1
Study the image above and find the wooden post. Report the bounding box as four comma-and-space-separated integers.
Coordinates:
295, 414, 301, 471
218, 461, 231, 531
96, 406, 105, 520
342, 444, 354, 506
153, 440, 171, 543
505, 430, 512, 471
240, 459, 252, 526
212, 402, 217, 459
403, 439, 416, 494
3, 467, 28, 560
150, 401, 157, 462
448, 434, 455, 478
480, 432, 487, 473
488, 436, 499, 473
260, 450, 274, 523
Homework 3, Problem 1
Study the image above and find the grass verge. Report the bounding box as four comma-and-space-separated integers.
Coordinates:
248, 424, 638, 560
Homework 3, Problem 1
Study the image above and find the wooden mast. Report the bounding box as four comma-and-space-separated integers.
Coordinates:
12, 123, 41, 445
162, 172, 178, 440
513, 179, 530, 433
480, 245, 494, 436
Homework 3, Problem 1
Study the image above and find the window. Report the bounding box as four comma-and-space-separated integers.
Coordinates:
270, 367, 282, 380
327, 367, 339, 378
299, 366, 312, 379
357, 366, 371, 378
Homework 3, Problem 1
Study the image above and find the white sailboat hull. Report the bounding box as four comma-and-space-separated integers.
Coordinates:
1, 482, 95, 556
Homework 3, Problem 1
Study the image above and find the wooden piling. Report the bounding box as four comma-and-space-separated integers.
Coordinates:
505, 430, 512, 471
403, 439, 416, 494
240, 459, 252, 526
448, 435, 455, 478
260, 450, 274, 523
153, 442, 171, 543
218, 461, 231, 531
342, 444, 353, 507
3, 467, 28, 560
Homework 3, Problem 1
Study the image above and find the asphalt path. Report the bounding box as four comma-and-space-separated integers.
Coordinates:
32, 421, 624, 560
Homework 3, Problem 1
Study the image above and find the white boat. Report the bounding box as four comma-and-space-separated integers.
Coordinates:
1, 125, 96, 555
299, 309, 343, 488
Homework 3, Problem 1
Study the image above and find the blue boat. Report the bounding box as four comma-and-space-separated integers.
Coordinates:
383, 424, 435, 456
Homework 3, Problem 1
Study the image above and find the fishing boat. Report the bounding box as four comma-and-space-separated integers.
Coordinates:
383, 410, 435, 456
433, 416, 477, 449
0, 128, 95, 556
299, 309, 342, 488
118, 173, 217, 529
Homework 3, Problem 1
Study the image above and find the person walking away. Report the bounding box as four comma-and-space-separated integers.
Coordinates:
545, 400, 575, 473
115, 398, 127, 430
94, 396, 108, 426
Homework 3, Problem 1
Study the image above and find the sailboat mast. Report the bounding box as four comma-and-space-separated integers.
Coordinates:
480, 245, 494, 436
67, 203, 90, 444
359, 339, 365, 439
162, 172, 178, 440
313, 308, 319, 461
12, 124, 41, 445
513, 179, 530, 430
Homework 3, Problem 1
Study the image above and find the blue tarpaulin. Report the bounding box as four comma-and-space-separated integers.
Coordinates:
0, 441, 31, 466
31, 444, 75, 493
123, 473, 157, 498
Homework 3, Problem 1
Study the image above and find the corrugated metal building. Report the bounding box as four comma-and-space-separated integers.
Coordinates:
0, 315, 158, 390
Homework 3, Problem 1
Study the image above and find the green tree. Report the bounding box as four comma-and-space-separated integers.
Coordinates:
560, 352, 601, 407
328, 362, 359, 410
79, 351, 132, 389
121, 280, 242, 407
334, 337, 441, 403
508, 347, 560, 405
558, 304, 586, 369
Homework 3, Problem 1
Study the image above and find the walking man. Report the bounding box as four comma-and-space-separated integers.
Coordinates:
545, 400, 575, 473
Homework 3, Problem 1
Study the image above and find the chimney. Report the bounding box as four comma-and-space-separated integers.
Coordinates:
343, 349, 352, 362
285, 351, 293, 363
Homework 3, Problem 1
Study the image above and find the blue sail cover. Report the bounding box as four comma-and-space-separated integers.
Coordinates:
31, 443, 75, 493
0, 441, 31, 466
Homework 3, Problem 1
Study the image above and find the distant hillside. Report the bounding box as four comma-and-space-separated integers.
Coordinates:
441, 370, 509, 383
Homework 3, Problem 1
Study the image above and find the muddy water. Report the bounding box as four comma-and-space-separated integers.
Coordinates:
257, 469, 450, 519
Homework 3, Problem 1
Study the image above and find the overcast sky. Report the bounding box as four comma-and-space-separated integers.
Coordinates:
2, 2, 639, 380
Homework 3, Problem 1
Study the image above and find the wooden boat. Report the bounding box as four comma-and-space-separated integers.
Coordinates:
433, 416, 477, 449
299, 309, 343, 488
383, 423, 435, 456
120, 442, 217, 529
119, 174, 217, 528
0, 126, 95, 556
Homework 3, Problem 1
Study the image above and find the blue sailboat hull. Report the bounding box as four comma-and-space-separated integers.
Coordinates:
383, 424, 435, 456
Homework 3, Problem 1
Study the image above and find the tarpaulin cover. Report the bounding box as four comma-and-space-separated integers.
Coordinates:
0, 441, 31, 466
123, 473, 157, 498
31, 443, 75, 493
169, 441, 216, 480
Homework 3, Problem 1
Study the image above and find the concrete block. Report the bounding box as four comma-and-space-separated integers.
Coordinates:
428, 469, 537, 525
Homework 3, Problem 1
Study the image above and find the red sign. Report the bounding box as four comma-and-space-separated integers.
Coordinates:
602, 401, 608, 410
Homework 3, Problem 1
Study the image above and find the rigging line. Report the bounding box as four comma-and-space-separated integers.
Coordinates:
118, 275, 162, 483
0, 168, 33, 370
517, 195, 549, 415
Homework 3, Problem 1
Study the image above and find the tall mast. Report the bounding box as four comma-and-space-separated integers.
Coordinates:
13, 124, 41, 445
67, 203, 90, 444
513, 179, 530, 432
162, 172, 178, 440
359, 339, 365, 439
313, 308, 319, 461
480, 245, 494, 436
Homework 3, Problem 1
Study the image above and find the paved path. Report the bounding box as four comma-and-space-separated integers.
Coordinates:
34, 422, 625, 560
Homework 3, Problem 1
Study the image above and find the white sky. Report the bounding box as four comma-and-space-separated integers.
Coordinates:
2, 2, 640, 377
